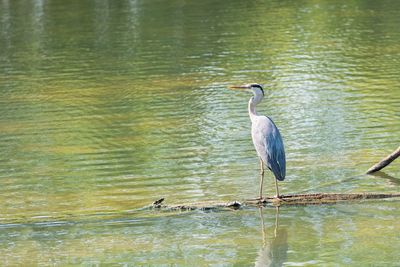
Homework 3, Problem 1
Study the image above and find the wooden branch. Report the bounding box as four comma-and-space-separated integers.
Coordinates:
150, 192, 400, 211
367, 146, 400, 174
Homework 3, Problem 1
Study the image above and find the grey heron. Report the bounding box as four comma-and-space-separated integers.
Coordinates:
230, 83, 286, 199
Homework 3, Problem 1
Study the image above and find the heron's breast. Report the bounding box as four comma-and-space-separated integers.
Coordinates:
251, 117, 274, 136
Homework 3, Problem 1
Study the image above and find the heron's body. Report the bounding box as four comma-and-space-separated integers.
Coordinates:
250, 115, 285, 181
231, 83, 286, 198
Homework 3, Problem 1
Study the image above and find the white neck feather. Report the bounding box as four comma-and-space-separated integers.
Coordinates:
248, 94, 263, 122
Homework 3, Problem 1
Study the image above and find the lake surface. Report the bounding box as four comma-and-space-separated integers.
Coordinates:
1, 0, 399, 265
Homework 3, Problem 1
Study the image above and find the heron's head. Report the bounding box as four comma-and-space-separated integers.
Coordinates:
230, 83, 264, 97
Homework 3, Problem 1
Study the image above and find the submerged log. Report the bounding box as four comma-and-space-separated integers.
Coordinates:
251, 192, 400, 205
151, 198, 243, 211
150, 192, 400, 211
366, 146, 400, 174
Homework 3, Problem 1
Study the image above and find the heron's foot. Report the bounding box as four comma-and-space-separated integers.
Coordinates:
274, 195, 282, 199
256, 196, 265, 203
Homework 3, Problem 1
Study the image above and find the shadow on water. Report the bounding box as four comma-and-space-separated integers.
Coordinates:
368, 171, 400, 186
255, 207, 288, 267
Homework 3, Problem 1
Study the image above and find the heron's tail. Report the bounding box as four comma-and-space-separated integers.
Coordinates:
274, 172, 285, 181
271, 161, 285, 181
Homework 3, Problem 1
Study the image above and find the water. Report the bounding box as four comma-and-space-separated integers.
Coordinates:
1, 0, 399, 265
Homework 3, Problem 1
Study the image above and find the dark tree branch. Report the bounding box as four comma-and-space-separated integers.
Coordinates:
366, 146, 400, 174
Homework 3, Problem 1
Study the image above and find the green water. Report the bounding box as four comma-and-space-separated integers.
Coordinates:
1, 0, 399, 265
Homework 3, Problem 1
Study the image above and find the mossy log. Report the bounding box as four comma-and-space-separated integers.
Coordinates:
150, 192, 400, 211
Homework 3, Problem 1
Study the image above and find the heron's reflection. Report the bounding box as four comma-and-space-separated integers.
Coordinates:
255, 207, 288, 267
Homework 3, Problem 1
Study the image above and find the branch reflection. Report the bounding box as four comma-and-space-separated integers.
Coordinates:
369, 171, 400, 186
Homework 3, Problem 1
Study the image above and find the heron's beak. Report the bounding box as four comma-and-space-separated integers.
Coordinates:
229, 85, 250, 90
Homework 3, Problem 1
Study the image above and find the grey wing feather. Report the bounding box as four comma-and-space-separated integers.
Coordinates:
265, 121, 286, 181
252, 116, 286, 181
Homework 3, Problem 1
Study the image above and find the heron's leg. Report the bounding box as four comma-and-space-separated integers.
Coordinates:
274, 178, 280, 198
259, 158, 265, 199
260, 158, 265, 175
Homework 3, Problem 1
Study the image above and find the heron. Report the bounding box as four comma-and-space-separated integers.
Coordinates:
230, 83, 286, 199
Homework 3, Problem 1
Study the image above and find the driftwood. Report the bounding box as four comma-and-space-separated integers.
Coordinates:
367, 146, 400, 174
150, 192, 400, 211
147, 147, 400, 212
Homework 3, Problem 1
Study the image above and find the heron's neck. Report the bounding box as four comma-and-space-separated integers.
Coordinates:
248, 96, 262, 122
